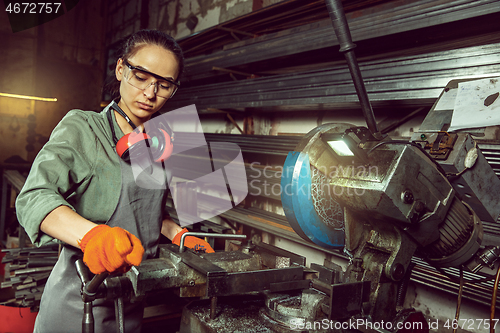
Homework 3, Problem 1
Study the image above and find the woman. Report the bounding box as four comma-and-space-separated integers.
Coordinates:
16, 29, 213, 333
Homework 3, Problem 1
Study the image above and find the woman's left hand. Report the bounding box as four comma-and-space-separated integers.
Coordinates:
172, 228, 215, 253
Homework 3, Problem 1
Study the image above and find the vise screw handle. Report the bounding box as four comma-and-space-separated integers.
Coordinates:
75, 259, 109, 333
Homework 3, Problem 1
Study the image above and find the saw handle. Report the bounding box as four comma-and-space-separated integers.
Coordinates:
324, 0, 382, 139
324, 0, 356, 53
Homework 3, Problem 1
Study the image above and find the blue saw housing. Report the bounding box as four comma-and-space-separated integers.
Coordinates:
281, 151, 345, 249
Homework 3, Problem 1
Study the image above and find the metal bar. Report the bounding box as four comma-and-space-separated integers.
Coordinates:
216, 26, 256, 37
380, 107, 428, 134
212, 66, 253, 77
255, 243, 306, 266
226, 113, 244, 134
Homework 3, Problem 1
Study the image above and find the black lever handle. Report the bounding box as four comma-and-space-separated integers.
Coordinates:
324, 0, 382, 140
325, 0, 356, 53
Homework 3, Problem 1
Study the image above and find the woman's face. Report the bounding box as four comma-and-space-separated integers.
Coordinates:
115, 44, 180, 122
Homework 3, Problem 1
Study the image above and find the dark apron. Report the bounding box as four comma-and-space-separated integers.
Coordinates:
34, 157, 169, 333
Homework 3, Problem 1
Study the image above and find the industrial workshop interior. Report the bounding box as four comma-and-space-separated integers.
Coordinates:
1, 0, 500, 332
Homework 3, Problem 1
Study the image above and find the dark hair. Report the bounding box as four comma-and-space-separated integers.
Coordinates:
103, 29, 184, 100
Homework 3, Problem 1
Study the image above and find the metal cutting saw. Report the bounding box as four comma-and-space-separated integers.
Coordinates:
280, 0, 500, 327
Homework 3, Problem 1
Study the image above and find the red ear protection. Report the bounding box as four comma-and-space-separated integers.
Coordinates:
116, 128, 173, 163
108, 101, 174, 163
116, 131, 150, 162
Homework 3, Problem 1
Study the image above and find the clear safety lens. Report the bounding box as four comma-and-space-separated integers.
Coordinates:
125, 68, 178, 99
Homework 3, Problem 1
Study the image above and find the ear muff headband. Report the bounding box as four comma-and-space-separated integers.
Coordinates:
107, 100, 174, 163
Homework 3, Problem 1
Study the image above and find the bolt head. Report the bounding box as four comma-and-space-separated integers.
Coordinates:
402, 190, 414, 204
391, 263, 405, 281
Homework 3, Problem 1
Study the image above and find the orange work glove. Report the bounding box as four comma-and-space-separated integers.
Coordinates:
79, 224, 144, 274
172, 228, 215, 253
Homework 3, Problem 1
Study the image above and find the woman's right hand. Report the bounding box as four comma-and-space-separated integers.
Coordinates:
79, 224, 144, 274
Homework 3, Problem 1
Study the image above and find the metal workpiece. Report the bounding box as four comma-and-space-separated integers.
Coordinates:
200, 250, 261, 273
125, 253, 200, 302
310, 262, 343, 285
206, 265, 305, 297
257, 242, 307, 267
254, 243, 305, 269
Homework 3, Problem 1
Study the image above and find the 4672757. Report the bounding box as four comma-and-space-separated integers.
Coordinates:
5, 2, 62, 14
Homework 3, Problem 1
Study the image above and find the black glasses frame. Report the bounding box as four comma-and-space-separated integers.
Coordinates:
123, 59, 180, 89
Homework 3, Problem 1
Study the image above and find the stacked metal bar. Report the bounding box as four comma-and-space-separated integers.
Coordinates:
180, 0, 500, 82
177, 0, 384, 58
410, 257, 500, 310
480, 144, 500, 177
189, 133, 301, 156
1, 245, 59, 310
167, 43, 500, 111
